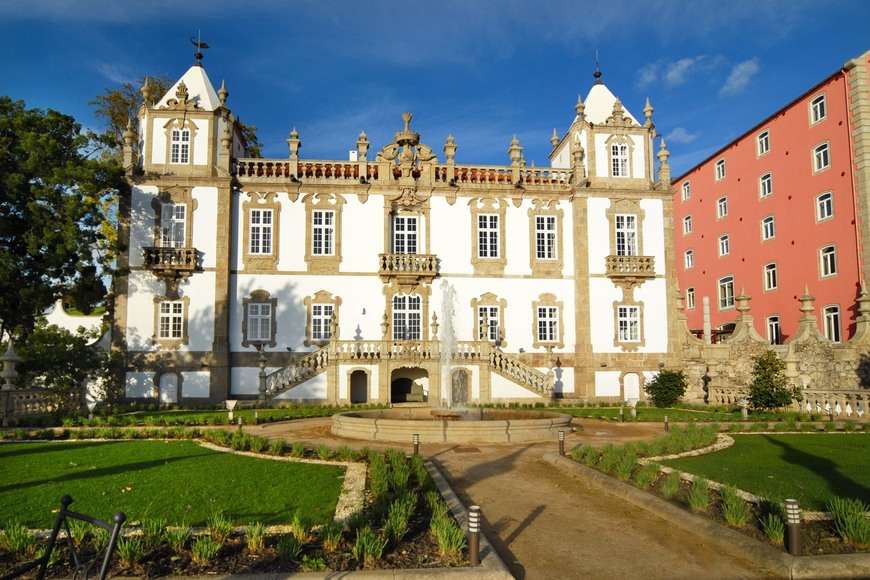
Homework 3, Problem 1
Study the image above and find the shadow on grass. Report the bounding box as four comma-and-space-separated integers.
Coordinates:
0, 440, 126, 459
764, 435, 870, 504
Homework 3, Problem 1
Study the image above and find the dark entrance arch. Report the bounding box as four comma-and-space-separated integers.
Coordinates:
390, 368, 428, 403
350, 370, 368, 403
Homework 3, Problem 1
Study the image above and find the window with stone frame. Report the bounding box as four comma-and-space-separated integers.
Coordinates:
686, 287, 695, 310
761, 216, 776, 241
170, 128, 190, 164
160, 203, 187, 248
616, 304, 641, 343
471, 293, 507, 346
759, 173, 773, 198
810, 94, 827, 124
823, 305, 841, 342
241, 192, 280, 271
162, 119, 197, 167
470, 198, 507, 276
615, 214, 638, 256
717, 196, 728, 219
767, 316, 781, 345
816, 191, 833, 221
757, 130, 770, 157
684, 249, 694, 270
241, 290, 277, 348
819, 245, 837, 277
303, 291, 341, 347
718, 275, 735, 310
152, 296, 190, 349
718, 234, 730, 257
392, 293, 422, 341
611, 142, 629, 177
681, 181, 690, 201
715, 158, 726, 181
683, 215, 692, 235
813, 142, 830, 172
303, 193, 345, 273
532, 293, 564, 349
764, 262, 778, 291
527, 200, 564, 276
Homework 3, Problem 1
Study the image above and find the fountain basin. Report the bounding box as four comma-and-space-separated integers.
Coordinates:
331, 408, 572, 444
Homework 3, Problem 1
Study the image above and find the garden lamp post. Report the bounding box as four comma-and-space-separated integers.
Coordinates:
784, 498, 801, 556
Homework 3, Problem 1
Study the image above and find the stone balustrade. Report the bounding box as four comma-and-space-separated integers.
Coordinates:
801, 389, 867, 418
605, 255, 656, 277
378, 253, 438, 284
265, 347, 329, 395
489, 350, 553, 395
142, 247, 198, 272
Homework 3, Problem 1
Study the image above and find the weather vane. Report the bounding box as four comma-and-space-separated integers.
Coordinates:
191, 32, 210, 64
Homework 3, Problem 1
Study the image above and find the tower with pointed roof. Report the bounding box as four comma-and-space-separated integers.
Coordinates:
113, 57, 680, 406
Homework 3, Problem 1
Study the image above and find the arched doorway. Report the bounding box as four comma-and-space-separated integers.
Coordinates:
390, 368, 428, 403
350, 370, 368, 403
623, 372, 640, 402
158, 373, 178, 403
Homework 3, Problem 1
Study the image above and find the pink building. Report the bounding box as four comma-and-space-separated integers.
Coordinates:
674, 50, 870, 343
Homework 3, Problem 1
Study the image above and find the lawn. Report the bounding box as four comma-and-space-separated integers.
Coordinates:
660, 433, 870, 510
0, 440, 345, 528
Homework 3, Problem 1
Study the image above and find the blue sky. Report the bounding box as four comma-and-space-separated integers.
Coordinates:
1, 0, 868, 176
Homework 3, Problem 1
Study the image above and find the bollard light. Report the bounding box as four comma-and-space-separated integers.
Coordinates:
558, 430, 565, 456
619, 407, 624, 422
413, 433, 420, 456
664, 415, 669, 432
784, 498, 801, 556
468, 505, 481, 566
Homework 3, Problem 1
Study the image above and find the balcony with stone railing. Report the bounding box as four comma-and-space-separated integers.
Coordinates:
378, 253, 438, 286
605, 255, 656, 285
142, 247, 199, 275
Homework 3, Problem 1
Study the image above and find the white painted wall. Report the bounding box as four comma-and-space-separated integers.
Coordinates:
587, 197, 610, 276
192, 187, 218, 269
126, 372, 154, 398
595, 371, 621, 397
192, 118, 209, 166
341, 196, 384, 273
430, 197, 473, 275
129, 185, 159, 268
182, 371, 211, 398
639, 198, 665, 272
491, 374, 540, 399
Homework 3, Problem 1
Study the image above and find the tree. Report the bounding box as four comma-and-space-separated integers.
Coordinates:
644, 369, 688, 408
0, 97, 124, 339
748, 350, 800, 411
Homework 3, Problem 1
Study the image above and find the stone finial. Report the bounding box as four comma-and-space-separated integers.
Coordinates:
643, 97, 653, 127
218, 79, 228, 106
329, 312, 339, 341
221, 122, 232, 150
551, 128, 559, 149
287, 127, 301, 159
657, 139, 671, 187
858, 282, 870, 318
122, 119, 137, 170
140, 76, 152, 105
611, 98, 625, 122
508, 135, 522, 166
0, 341, 19, 390
575, 94, 585, 117
736, 287, 751, 315
381, 313, 390, 339
431, 313, 439, 340
357, 131, 369, 161
799, 286, 816, 316
443, 135, 457, 163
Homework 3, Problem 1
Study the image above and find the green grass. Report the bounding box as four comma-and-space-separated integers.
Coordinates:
0, 440, 344, 528
661, 434, 870, 510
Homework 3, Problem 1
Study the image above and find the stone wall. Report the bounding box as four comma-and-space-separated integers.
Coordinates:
676, 288, 870, 409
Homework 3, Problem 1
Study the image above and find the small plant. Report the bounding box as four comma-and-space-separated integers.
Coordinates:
660, 470, 682, 499
336, 445, 358, 461
615, 448, 638, 482
353, 526, 388, 567
344, 511, 369, 534
207, 512, 234, 543
759, 513, 785, 545
116, 536, 145, 567
268, 439, 286, 455
321, 520, 344, 552
719, 486, 751, 527
644, 369, 688, 408
430, 514, 466, 561
598, 444, 621, 474
246, 522, 267, 554
190, 535, 222, 566
290, 441, 306, 457
633, 462, 660, 489
687, 478, 711, 513
92, 527, 110, 553
828, 496, 870, 547
843, 421, 857, 432
824, 421, 837, 432
290, 510, 315, 542
277, 533, 304, 561
2, 521, 39, 557
391, 459, 412, 492
301, 554, 326, 571
383, 492, 416, 543
249, 435, 270, 453
315, 444, 333, 460
141, 517, 166, 547
164, 525, 191, 552
66, 518, 91, 544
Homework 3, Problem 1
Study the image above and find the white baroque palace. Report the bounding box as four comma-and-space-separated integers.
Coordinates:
113, 57, 682, 406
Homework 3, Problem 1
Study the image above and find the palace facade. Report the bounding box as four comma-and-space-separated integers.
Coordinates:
112, 56, 681, 406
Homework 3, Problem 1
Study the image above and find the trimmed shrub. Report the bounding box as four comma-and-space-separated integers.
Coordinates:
644, 369, 688, 408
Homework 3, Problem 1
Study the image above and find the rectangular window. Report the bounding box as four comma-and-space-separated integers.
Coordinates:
757, 130, 770, 156
719, 276, 735, 309
717, 196, 728, 219
615, 214, 638, 256
611, 143, 629, 177
170, 128, 190, 164
759, 173, 773, 198
816, 192, 833, 221
767, 316, 781, 345
249, 209, 273, 254
478, 214, 500, 258
814, 143, 830, 172
478, 306, 500, 341
312, 210, 335, 256
160, 203, 186, 248
394, 216, 418, 254
683, 215, 692, 235
686, 287, 695, 310
158, 301, 184, 339
247, 303, 272, 342
537, 306, 558, 342
681, 181, 690, 201
762, 216, 775, 240
715, 159, 726, 181
392, 295, 421, 340
684, 250, 694, 270
617, 305, 640, 342
820, 245, 837, 277
535, 216, 557, 259
764, 263, 778, 291
824, 305, 841, 342
719, 234, 730, 257
311, 304, 333, 341
811, 94, 827, 124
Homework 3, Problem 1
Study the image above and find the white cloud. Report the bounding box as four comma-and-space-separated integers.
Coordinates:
720, 58, 761, 96
667, 127, 698, 144
664, 57, 704, 86
636, 64, 659, 88
93, 62, 135, 85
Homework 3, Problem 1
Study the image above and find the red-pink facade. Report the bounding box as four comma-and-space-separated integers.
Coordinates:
674, 52, 870, 343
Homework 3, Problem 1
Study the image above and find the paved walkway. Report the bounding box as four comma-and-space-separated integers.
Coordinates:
249, 418, 773, 579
